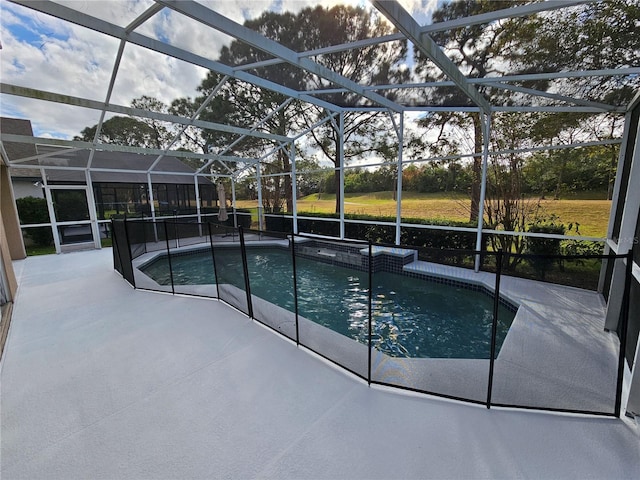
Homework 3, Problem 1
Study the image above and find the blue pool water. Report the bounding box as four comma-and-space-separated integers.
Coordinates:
141, 247, 515, 359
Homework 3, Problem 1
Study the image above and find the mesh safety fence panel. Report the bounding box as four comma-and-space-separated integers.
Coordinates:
125, 220, 173, 294
129, 220, 168, 293
297, 216, 340, 237
135, 220, 167, 255
125, 220, 149, 259
169, 227, 217, 298
161, 219, 179, 250
295, 236, 370, 379
111, 220, 135, 287
207, 221, 238, 243
199, 210, 252, 229
173, 221, 209, 248
490, 252, 625, 414
243, 230, 297, 341
112, 239, 123, 275
211, 229, 249, 315
481, 233, 604, 291
627, 277, 639, 370
370, 243, 490, 404
99, 222, 112, 248
111, 222, 124, 277
400, 225, 479, 268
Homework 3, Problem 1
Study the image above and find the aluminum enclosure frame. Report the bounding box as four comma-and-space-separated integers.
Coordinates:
0, 2, 634, 250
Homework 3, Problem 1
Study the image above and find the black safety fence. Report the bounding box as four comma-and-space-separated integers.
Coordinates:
481, 232, 605, 291
369, 243, 491, 405
294, 235, 371, 379
111, 219, 135, 287
240, 228, 297, 341
111, 218, 633, 417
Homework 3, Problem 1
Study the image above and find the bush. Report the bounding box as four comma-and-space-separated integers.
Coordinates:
525, 222, 566, 256
15, 196, 53, 247
525, 222, 566, 279
265, 212, 478, 250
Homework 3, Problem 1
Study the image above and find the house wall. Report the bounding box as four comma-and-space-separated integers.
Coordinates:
1, 157, 25, 362
1, 164, 26, 262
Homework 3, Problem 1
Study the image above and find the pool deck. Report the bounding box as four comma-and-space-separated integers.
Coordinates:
2, 248, 639, 479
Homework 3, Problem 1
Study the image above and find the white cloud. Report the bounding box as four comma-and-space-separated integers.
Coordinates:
398, 0, 439, 25
0, 0, 440, 141
54, 0, 156, 28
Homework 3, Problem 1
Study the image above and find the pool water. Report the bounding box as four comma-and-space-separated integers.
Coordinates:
141, 247, 515, 359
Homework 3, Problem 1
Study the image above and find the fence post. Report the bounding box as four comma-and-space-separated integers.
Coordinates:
487, 250, 503, 408
123, 216, 136, 289
141, 215, 147, 254
368, 241, 373, 386
173, 211, 179, 249
111, 219, 124, 276
291, 233, 300, 346
238, 226, 254, 318
615, 249, 633, 417
208, 222, 221, 300
163, 221, 175, 295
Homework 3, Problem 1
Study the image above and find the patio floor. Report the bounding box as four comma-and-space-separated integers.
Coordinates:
1, 248, 639, 479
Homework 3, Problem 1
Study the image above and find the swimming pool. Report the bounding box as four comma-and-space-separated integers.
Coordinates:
141, 246, 516, 359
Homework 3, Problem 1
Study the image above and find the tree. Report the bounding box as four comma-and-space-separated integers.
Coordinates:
130, 96, 172, 149
75, 115, 164, 148
196, 11, 305, 212
413, 1, 528, 222
483, 113, 542, 266
499, 0, 638, 200
294, 5, 408, 212
75, 96, 174, 150
502, 0, 640, 99
413, 0, 639, 219
168, 97, 209, 155
188, 5, 408, 213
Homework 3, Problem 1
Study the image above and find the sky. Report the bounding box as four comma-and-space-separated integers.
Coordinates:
0, 0, 438, 140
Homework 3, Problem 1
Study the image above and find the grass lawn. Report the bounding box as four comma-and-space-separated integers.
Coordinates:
25, 245, 56, 256
238, 191, 611, 238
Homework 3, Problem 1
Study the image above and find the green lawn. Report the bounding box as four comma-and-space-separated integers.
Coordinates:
25, 245, 56, 256
238, 191, 611, 238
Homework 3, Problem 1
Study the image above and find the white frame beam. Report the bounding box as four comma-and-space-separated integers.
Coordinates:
372, 0, 491, 114
0, 133, 259, 166
0, 83, 288, 143
474, 112, 491, 272
8, 0, 341, 114
233, 1, 596, 77
148, 75, 230, 173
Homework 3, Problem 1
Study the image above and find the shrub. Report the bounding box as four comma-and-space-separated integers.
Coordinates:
15, 196, 53, 247
525, 221, 566, 279
265, 212, 479, 250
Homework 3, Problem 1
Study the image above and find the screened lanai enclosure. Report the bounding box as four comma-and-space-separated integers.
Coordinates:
1, 0, 640, 416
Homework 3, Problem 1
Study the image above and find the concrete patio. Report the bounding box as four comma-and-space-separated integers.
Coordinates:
1, 248, 639, 479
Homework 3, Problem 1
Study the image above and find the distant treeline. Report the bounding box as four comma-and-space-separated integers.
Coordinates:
311, 146, 615, 198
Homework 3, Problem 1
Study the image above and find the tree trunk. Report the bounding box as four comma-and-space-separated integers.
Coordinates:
553, 157, 567, 200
